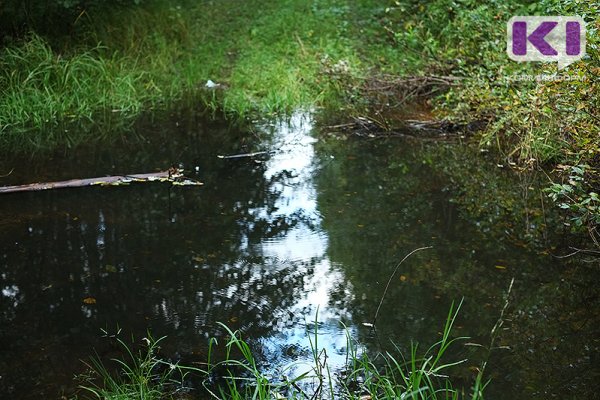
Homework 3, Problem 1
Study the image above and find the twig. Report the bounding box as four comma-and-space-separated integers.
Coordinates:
217, 151, 271, 159
490, 278, 514, 339
371, 246, 433, 328
553, 246, 600, 258
325, 122, 356, 129
294, 33, 308, 57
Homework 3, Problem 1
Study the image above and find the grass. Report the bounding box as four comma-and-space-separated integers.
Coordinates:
0, 34, 150, 148
78, 330, 204, 400
0, 0, 365, 148
78, 301, 484, 400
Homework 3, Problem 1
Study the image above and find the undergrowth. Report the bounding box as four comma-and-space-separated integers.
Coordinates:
78, 302, 485, 399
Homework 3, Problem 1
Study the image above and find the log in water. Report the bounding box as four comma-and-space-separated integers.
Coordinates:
0, 169, 202, 194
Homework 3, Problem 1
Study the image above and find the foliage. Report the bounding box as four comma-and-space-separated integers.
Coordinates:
546, 164, 600, 228
340, 300, 482, 400
0, 0, 597, 178
366, 0, 598, 232
80, 305, 483, 399
379, 0, 599, 165
0, 0, 364, 148
0, 34, 151, 147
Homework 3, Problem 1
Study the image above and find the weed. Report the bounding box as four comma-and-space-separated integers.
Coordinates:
80, 303, 483, 399
79, 332, 204, 400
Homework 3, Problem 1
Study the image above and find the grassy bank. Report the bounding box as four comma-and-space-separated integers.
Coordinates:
0, 0, 597, 155
0, 0, 361, 147
77, 302, 486, 399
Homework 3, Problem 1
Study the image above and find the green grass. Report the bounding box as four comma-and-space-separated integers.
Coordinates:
0, 0, 371, 148
79, 332, 204, 400
0, 34, 151, 147
78, 302, 484, 400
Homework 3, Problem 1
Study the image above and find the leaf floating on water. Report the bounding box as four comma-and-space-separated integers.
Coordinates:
192, 256, 205, 263
83, 297, 96, 304
399, 275, 408, 282
229, 316, 238, 323
495, 265, 507, 270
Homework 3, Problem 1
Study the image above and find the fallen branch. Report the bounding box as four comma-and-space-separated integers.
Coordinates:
217, 151, 271, 159
326, 116, 470, 141
0, 168, 202, 194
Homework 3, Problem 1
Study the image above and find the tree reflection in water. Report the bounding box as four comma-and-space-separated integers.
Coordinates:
1, 110, 598, 399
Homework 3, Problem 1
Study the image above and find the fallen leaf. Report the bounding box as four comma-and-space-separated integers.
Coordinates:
495, 265, 507, 270
83, 297, 96, 305
399, 275, 407, 281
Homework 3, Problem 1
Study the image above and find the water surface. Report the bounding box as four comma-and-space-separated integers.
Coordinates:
0, 110, 598, 399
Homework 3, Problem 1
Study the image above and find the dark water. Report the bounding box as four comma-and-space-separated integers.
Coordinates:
0, 111, 599, 399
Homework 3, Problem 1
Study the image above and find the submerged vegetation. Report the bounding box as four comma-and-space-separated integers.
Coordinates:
78, 303, 486, 400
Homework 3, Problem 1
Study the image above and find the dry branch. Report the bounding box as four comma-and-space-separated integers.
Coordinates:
0, 168, 202, 194
360, 74, 463, 111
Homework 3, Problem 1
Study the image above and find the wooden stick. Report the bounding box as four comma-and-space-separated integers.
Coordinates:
217, 151, 270, 159
0, 169, 202, 194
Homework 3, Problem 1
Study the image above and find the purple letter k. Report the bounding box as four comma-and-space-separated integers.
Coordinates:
513, 21, 558, 56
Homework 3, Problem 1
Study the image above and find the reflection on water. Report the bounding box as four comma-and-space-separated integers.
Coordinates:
0, 109, 598, 399
250, 113, 354, 378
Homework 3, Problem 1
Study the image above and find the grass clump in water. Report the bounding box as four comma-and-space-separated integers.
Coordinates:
79, 301, 484, 399
78, 332, 203, 400
0, 34, 152, 145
